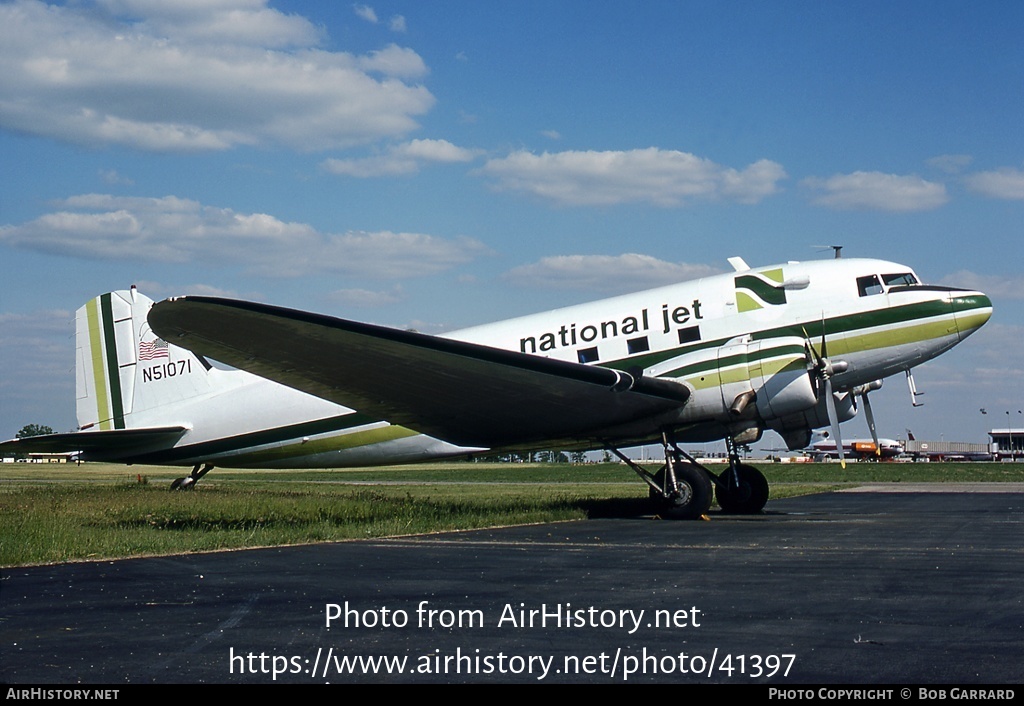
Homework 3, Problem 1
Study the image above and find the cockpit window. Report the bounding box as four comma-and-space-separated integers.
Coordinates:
882, 273, 918, 287
857, 274, 883, 297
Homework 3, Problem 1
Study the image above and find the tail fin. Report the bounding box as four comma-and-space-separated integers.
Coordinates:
75, 287, 218, 430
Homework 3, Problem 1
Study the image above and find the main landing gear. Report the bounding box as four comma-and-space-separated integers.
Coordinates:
170, 463, 214, 490
715, 436, 770, 514
607, 432, 769, 520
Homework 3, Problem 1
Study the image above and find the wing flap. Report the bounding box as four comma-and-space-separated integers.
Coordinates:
148, 297, 689, 448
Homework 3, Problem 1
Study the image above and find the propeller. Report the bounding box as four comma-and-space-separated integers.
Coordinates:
804, 322, 849, 467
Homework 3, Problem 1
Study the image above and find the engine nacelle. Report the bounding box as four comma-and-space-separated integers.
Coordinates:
650, 334, 865, 450
652, 335, 822, 430
748, 338, 819, 421
768, 389, 858, 449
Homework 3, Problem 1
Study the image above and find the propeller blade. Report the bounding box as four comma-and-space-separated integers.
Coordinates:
824, 378, 845, 469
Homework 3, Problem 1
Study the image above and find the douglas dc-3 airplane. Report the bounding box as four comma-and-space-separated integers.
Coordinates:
0, 256, 992, 519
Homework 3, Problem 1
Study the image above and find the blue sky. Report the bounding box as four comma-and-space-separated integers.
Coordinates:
1, 0, 1022, 448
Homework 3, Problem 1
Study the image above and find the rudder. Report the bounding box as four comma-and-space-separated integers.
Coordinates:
75, 286, 218, 430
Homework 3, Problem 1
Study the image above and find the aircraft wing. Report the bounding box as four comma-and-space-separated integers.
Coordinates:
0, 427, 188, 459
148, 297, 690, 449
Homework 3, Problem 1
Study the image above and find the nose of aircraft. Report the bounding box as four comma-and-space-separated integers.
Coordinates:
950, 291, 993, 341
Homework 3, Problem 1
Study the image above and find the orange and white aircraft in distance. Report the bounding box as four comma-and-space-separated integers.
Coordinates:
0, 255, 992, 519
805, 431, 905, 461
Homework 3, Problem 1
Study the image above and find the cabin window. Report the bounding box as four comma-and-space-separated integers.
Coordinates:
677, 326, 701, 344
627, 336, 650, 354
857, 275, 883, 297
578, 347, 599, 364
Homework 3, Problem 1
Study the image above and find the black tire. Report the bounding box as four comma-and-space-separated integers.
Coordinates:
650, 462, 713, 520
716, 463, 769, 514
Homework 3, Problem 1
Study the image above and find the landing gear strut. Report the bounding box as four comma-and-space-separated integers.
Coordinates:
713, 437, 769, 514
607, 432, 770, 518
170, 463, 214, 491
607, 431, 713, 520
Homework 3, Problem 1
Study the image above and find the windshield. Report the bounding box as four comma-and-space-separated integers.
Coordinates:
882, 273, 919, 287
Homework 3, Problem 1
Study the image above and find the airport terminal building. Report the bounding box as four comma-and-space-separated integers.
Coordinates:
989, 428, 1024, 460
897, 428, 1024, 462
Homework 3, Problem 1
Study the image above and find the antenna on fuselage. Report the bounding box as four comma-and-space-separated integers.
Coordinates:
812, 245, 843, 259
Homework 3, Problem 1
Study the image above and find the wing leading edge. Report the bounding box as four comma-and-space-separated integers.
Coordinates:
148, 297, 690, 449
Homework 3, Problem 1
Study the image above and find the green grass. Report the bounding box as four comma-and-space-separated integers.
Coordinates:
2, 460, 1022, 567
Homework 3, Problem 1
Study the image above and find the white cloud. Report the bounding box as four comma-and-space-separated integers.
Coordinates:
964, 168, 1024, 200
477, 148, 786, 207
99, 169, 134, 186
357, 44, 428, 79
950, 323, 1024, 384
132, 280, 240, 300
0, 308, 76, 436
97, 0, 323, 47
328, 286, 404, 307
322, 155, 419, 178
389, 15, 407, 33
927, 154, 973, 174
0, 194, 488, 278
939, 271, 1024, 300
396, 139, 478, 162
504, 254, 720, 294
0, 1, 434, 152
353, 4, 378, 24
322, 138, 481, 177
803, 171, 948, 212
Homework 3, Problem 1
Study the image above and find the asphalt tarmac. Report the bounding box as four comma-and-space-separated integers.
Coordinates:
2, 486, 1022, 685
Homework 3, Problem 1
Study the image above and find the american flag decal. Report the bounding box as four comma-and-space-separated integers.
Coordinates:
139, 338, 169, 360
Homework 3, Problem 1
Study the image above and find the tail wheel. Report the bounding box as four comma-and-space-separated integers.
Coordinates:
716, 463, 769, 514
170, 477, 193, 491
650, 462, 713, 520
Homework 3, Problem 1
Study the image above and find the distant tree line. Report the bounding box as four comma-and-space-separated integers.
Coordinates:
17, 424, 53, 439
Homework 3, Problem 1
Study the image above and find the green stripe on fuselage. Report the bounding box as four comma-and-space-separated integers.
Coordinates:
761, 297, 957, 345
669, 345, 807, 390
609, 295, 970, 374
128, 412, 410, 465
829, 317, 957, 358
208, 424, 421, 465
954, 310, 991, 334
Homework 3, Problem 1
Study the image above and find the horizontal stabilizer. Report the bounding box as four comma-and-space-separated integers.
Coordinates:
149, 297, 690, 449
0, 427, 187, 459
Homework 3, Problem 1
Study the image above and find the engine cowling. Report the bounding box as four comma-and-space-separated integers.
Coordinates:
651, 335, 826, 434
748, 337, 819, 420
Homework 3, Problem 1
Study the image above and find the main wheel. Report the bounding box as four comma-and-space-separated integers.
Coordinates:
650, 462, 713, 520
170, 477, 195, 491
716, 463, 769, 514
